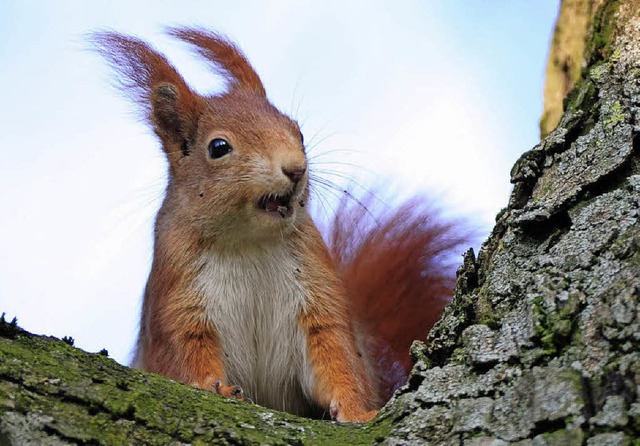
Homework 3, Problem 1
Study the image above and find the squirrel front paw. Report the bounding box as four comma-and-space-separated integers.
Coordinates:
213, 379, 244, 400
329, 400, 378, 423
192, 377, 244, 401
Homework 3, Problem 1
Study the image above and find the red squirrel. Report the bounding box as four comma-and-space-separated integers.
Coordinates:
92, 27, 467, 423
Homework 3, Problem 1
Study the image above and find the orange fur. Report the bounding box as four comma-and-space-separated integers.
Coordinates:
133, 216, 232, 395
166, 27, 267, 97
90, 32, 202, 152
294, 219, 377, 419
328, 195, 469, 402
92, 27, 467, 423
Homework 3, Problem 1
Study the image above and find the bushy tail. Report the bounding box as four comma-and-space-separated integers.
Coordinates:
326, 194, 470, 403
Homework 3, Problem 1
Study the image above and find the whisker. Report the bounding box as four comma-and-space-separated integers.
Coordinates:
311, 169, 364, 184
309, 160, 364, 170
307, 147, 361, 160
305, 130, 339, 155
308, 183, 338, 230
310, 171, 375, 200
288, 75, 304, 121
309, 176, 384, 228
311, 170, 389, 209
309, 163, 377, 182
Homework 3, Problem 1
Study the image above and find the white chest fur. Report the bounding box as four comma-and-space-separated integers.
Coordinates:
194, 244, 315, 414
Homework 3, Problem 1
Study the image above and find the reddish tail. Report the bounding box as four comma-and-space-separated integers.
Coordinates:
327, 194, 470, 403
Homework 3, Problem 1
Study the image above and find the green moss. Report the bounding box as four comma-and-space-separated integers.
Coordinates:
476, 304, 501, 331
532, 293, 582, 358
564, 80, 598, 125
540, 427, 584, 445
0, 329, 392, 445
586, 0, 622, 65
450, 347, 467, 365
495, 207, 508, 222
477, 315, 501, 331
473, 282, 505, 331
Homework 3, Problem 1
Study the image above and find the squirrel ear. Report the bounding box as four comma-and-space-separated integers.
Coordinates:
151, 83, 199, 152
166, 27, 267, 97
90, 31, 202, 153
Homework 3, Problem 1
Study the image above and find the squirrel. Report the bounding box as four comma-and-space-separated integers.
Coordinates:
91, 27, 467, 423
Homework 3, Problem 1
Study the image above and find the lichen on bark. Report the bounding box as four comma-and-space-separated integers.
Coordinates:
384, 1, 640, 444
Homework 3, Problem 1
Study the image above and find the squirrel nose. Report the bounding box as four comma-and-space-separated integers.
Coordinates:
282, 166, 306, 184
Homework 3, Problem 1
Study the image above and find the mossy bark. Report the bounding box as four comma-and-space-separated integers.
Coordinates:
2, 0, 640, 444
0, 317, 393, 445
540, 0, 605, 138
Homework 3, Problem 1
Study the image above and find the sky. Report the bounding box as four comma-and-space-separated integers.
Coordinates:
0, 1, 559, 365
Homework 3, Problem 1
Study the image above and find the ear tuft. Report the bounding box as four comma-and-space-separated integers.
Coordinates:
166, 27, 266, 97
90, 31, 202, 148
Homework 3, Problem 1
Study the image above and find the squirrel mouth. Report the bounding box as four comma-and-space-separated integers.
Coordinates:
258, 193, 294, 218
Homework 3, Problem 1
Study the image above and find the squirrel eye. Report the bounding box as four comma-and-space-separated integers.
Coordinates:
208, 138, 233, 159
299, 131, 304, 145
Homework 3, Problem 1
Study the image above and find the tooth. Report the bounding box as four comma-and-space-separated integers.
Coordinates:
277, 206, 287, 218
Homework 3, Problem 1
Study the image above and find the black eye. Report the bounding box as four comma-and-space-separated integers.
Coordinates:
208, 138, 233, 159
300, 131, 304, 145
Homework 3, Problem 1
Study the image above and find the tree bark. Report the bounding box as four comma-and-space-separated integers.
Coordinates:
540, 0, 604, 138
385, 1, 640, 444
2, 0, 639, 444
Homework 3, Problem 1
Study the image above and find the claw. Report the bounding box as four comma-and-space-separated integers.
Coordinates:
212, 379, 244, 401
329, 402, 339, 421
230, 385, 244, 399
329, 400, 378, 423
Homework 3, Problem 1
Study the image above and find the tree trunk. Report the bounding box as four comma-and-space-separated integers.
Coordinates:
540, 0, 605, 138
2, 0, 639, 444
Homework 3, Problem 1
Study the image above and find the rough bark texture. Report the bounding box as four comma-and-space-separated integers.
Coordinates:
384, 1, 640, 444
2, 0, 639, 444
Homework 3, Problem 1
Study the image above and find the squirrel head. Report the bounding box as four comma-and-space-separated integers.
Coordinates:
91, 28, 308, 244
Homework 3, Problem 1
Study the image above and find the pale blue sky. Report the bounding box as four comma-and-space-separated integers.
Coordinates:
0, 1, 559, 364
